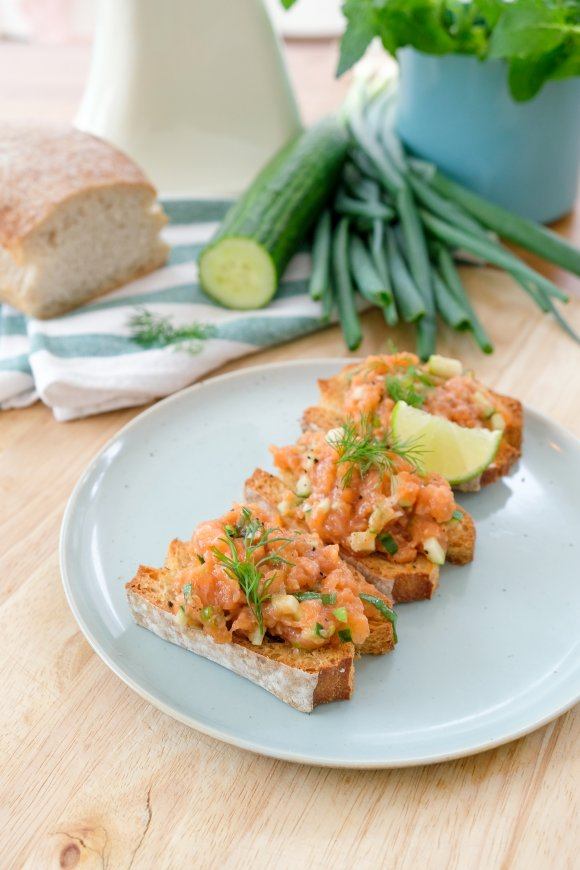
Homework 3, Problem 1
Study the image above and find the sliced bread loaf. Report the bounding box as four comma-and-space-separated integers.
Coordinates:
0, 124, 169, 318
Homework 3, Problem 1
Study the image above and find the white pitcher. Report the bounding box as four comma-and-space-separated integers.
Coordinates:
76, 0, 301, 195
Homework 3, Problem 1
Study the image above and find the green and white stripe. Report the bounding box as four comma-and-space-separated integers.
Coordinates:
0, 198, 332, 420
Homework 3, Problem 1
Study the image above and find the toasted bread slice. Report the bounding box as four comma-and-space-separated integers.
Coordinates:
126, 566, 355, 713
302, 388, 523, 492
163, 535, 395, 656
244, 468, 475, 603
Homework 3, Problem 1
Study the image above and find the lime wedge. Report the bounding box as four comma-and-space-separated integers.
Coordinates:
391, 401, 502, 485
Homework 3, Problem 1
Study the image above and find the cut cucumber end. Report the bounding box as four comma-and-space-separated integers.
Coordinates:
200, 238, 277, 310
391, 401, 502, 485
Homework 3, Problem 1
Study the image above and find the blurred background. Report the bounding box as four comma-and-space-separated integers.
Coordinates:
0, 0, 344, 41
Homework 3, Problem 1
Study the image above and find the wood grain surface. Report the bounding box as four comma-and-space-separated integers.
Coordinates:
1, 38, 579, 870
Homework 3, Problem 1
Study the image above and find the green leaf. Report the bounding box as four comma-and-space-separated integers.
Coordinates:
507, 37, 577, 99
549, 40, 580, 80
489, 0, 570, 59
374, 0, 456, 56
337, 0, 376, 76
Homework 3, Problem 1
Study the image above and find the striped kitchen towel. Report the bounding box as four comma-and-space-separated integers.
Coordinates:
0, 198, 334, 421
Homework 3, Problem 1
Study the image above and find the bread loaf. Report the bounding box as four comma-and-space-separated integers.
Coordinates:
0, 124, 169, 318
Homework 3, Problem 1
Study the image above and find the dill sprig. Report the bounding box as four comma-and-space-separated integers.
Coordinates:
212, 508, 294, 642
128, 307, 217, 354
332, 415, 425, 486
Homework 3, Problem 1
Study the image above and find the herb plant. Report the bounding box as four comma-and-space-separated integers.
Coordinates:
281, 0, 580, 100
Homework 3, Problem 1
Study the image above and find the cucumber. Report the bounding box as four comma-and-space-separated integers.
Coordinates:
199, 117, 349, 309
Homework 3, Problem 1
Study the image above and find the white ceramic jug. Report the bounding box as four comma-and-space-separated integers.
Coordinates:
76, 0, 301, 195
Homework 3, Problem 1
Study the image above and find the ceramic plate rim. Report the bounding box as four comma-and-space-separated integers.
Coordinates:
59, 358, 580, 768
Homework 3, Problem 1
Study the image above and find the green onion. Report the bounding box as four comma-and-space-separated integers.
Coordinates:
517, 279, 580, 344
382, 296, 399, 327
293, 591, 337, 605
409, 172, 487, 239
385, 227, 426, 324
196, 554, 205, 565
333, 606, 348, 623
342, 161, 364, 193
335, 190, 394, 222
314, 622, 325, 637
200, 605, 214, 622
333, 218, 362, 351
378, 532, 398, 555
436, 246, 493, 354
421, 210, 569, 304
416, 316, 438, 361
182, 583, 192, 599
308, 210, 332, 301
349, 146, 381, 183
338, 628, 353, 643
430, 170, 580, 277
395, 186, 436, 315
349, 234, 392, 305
452, 509, 464, 521
433, 268, 471, 331
347, 107, 405, 195
359, 593, 398, 642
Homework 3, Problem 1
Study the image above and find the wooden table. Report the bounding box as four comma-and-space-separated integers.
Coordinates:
1, 39, 579, 869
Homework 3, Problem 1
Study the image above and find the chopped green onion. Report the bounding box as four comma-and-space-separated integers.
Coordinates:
359, 593, 398, 642
293, 591, 337, 605
333, 606, 348, 623
338, 628, 353, 643
182, 583, 192, 599
378, 532, 398, 555
386, 375, 424, 408
321, 592, 338, 605
452, 509, 464, 521
200, 605, 214, 622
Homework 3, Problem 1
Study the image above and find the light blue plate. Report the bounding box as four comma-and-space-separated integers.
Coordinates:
60, 360, 580, 768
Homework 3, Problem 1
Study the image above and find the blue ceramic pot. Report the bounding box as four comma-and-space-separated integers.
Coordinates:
396, 49, 580, 223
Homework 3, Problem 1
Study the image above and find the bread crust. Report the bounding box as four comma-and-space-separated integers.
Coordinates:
126, 587, 355, 713
0, 124, 156, 250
